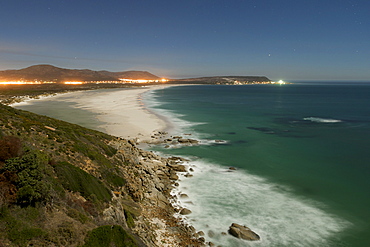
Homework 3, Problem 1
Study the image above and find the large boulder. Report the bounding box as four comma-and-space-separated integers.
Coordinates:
180, 208, 192, 215
228, 223, 260, 241
167, 164, 187, 172
177, 138, 199, 144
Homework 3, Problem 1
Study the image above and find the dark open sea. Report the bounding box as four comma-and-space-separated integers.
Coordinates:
145, 83, 370, 247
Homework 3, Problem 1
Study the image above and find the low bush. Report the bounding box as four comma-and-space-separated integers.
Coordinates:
0, 136, 23, 163
1, 150, 51, 206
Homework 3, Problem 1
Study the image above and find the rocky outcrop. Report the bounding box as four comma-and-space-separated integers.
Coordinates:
143, 132, 200, 147
228, 223, 260, 241
177, 138, 199, 144
108, 138, 204, 246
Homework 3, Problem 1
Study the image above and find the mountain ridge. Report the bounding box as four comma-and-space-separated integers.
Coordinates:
0, 64, 160, 82
0, 64, 272, 85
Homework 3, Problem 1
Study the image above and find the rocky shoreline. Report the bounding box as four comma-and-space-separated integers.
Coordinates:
113, 134, 260, 246
108, 137, 207, 246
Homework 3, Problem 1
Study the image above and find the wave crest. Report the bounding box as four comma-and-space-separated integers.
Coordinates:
303, 117, 342, 123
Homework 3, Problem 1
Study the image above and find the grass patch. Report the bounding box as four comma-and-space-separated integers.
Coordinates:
66, 208, 90, 224
53, 161, 112, 203
0, 206, 47, 247
124, 209, 135, 228
82, 225, 139, 247
101, 169, 126, 187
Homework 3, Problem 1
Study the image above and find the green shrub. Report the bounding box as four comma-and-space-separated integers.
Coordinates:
82, 225, 138, 247
53, 161, 112, 202
2, 150, 51, 206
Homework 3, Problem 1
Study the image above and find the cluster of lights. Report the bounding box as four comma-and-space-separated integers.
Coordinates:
0, 79, 169, 85
0, 81, 44, 85
64, 81, 83, 84
119, 78, 168, 83
271, 80, 286, 85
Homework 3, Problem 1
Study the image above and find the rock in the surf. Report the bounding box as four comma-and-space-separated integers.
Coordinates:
228, 223, 260, 241
180, 208, 192, 215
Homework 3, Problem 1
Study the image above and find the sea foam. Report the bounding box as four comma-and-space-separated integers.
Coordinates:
174, 159, 351, 247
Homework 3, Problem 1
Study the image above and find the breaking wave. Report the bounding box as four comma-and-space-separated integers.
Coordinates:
303, 117, 342, 123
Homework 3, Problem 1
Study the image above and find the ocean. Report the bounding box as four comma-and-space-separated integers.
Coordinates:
145, 83, 370, 247
15, 83, 370, 246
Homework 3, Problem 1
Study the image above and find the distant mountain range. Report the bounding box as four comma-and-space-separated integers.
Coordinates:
0, 65, 160, 82
0, 64, 271, 84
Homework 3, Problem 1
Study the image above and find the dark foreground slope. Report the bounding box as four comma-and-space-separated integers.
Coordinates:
0, 104, 203, 246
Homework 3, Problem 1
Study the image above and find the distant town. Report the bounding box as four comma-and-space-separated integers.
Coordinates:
0, 64, 285, 85
0, 79, 169, 85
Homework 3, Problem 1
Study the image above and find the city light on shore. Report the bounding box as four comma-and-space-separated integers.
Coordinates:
0, 79, 169, 85
64, 81, 83, 84
0, 81, 43, 85
271, 80, 286, 85
119, 78, 168, 83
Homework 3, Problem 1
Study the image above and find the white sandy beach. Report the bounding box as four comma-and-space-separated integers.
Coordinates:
13, 85, 176, 141
66, 86, 171, 141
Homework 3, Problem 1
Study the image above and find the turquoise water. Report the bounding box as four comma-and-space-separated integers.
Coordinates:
146, 84, 370, 246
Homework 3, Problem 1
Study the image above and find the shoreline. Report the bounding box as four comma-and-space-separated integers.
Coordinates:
13, 85, 177, 142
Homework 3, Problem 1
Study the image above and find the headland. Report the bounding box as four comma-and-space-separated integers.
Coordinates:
0, 84, 208, 246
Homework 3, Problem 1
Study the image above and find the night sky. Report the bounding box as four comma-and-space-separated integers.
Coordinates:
1, 0, 369, 81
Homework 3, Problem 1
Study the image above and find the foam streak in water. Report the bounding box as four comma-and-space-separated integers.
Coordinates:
303, 117, 342, 123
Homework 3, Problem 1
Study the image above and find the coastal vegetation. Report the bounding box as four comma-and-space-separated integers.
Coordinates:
0, 103, 140, 246
0, 99, 204, 246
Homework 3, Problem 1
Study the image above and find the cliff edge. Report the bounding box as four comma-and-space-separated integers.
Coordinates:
0, 103, 203, 246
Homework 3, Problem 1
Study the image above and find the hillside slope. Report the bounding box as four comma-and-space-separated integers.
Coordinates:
0, 104, 203, 246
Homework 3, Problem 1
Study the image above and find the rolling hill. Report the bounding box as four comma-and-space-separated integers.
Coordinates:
0, 65, 160, 83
